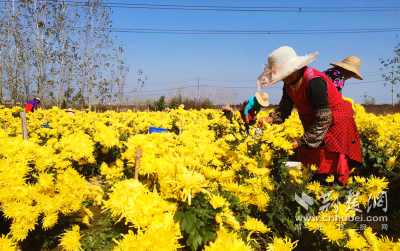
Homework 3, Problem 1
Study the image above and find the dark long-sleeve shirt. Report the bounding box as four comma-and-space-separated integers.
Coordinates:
224, 111, 233, 123
271, 78, 329, 121
270, 77, 332, 148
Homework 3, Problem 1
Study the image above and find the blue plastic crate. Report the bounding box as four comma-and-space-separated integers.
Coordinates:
246, 128, 262, 140
41, 125, 52, 129
149, 127, 167, 134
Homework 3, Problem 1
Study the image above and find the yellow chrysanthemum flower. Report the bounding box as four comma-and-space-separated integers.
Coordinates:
209, 194, 229, 209
204, 227, 254, 251
0, 235, 17, 251
344, 229, 369, 250
59, 225, 83, 251
267, 236, 298, 251
326, 175, 335, 183
243, 217, 270, 233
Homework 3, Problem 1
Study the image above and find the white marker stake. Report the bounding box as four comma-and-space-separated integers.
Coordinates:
20, 112, 28, 140
44, 109, 48, 125
135, 149, 143, 180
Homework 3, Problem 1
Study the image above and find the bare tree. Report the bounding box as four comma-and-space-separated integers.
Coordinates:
0, 0, 127, 109
380, 42, 400, 107
78, 0, 113, 110
135, 68, 149, 108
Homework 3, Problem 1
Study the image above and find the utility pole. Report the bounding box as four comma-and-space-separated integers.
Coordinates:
391, 71, 395, 107
197, 78, 200, 100
360, 92, 371, 105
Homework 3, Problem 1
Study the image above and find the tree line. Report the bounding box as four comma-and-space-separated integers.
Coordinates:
0, 0, 129, 110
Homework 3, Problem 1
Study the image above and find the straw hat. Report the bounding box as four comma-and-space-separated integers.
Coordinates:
257, 46, 319, 90
255, 92, 269, 107
179, 104, 185, 109
67, 108, 74, 112
221, 104, 233, 112
330, 56, 363, 80
165, 107, 170, 112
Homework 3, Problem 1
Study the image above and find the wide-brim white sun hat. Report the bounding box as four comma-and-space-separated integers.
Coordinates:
257, 46, 319, 91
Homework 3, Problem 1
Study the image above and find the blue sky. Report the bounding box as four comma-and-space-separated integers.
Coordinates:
111, 0, 400, 105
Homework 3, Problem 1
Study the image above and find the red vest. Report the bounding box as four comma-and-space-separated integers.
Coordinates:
285, 67, 362, 164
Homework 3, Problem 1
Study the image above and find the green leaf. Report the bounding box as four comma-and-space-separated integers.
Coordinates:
187, 230, 203, 251
277, 214, 286, 223
100, 233, 107, 240
91, 240, 100, 248
173, 210, 183, 222
181, 211, 197, 233
104, 242, 116, 250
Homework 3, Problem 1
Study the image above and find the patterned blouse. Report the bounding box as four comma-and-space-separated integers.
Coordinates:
323, 68, 345, 93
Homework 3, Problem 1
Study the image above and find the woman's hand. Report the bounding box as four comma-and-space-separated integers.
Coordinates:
258, 117, 273, 127
292, 139, 299, 149
245, 116, 250, 125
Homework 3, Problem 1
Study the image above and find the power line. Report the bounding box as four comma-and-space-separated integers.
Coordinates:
69, 79, 389, 95
203, 85, 283, 89
200, 78, 254, 83
200, 74, 391, 83
106, 27, 400, 35
145, 78, 198, 87
15, 24, 400, 35
3, 1, 398, 12
98, 5, 400, 13
361, 71, 391, 76
126, 85, 198, 93
346, 80, 387, 85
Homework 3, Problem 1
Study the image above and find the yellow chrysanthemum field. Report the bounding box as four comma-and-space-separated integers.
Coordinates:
0, 102, 399, 251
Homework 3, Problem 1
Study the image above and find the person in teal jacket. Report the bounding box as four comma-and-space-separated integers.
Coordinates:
240, 92, 269, 131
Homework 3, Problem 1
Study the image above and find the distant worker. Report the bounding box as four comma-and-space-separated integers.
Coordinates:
240, 92, 269, 131
179, 104, 189, 110
323, 56, 363, 93
221, 104, 234, 123
66, 108, 75, 115
25, 98, 41, 113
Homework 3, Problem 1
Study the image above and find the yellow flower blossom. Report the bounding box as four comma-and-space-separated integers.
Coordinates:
267, 236, 298, 251
326, 175, 335, 183
59, 225, 83, 251
243, 217, 270, 233
209, 195, 229, 209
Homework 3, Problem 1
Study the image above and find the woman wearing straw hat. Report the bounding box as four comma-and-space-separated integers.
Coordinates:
66, 108, 75, 116
179, 104, 189, 110
221, 104, 234, 123
257, 46, 361, 186
239, 92, 269, 131
25, 97, 41, 113
323, 56, 363, 93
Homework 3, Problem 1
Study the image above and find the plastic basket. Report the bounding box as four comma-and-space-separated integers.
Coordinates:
149, 127, 167, 134
246, 128, 262, 139
284, 161, 302, 171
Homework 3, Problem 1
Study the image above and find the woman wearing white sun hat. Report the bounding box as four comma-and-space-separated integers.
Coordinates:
257, 46, 362, 186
